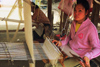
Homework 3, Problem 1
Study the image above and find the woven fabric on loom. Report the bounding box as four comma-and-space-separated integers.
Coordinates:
0, 42, 31, 60
42, 38, 62, 65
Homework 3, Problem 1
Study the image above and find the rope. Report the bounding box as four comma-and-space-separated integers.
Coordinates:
59, 0, 76, 50
94, 0, 100, 5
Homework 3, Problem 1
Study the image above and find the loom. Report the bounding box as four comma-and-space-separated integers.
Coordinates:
42, 37, 62, 65
0, 42, 32, 67
33, 38, 62, 66
33, 37, 79, 66
0, 38, 79, 67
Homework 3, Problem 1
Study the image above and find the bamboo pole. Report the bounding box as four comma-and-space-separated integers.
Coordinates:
0, 17, 24, 23
10, 0, 22, 42
23, 0, 35, 67
5, 0, 18, 41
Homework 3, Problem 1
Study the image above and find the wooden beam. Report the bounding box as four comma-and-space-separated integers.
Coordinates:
59, 11, 63, 31
23, 0, 34, 67
48, 0, 53, 31
0, 17, 24, 23
48, 0, 52, 22
91, 0, 100, 27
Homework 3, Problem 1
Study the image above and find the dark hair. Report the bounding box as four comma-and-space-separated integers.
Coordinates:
31, 2, 39, 9
76, 0, 90, 12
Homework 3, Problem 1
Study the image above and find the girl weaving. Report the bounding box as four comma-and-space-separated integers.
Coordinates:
51, 0, 100, 67
31, 2, 51, 42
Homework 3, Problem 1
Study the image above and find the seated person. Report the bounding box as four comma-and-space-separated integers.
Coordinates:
46, 0, 100, 67
31, 2, 51, 42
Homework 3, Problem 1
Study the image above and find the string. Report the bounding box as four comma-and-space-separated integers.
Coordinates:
0, 42, 32, 60
59, 0, 77, 51
42, 37, 62, 65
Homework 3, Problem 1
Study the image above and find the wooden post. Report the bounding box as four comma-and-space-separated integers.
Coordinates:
59, 11, 63, 31
91, 0, 100, 27
59, 12, 68, 35
48, 0, 52, 30
23, 0, 35, 67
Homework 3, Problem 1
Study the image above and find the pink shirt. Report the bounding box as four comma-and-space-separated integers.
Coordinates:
61, 18, 100, 60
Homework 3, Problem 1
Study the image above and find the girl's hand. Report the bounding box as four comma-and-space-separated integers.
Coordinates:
84, 56, 90, 67
52, 40, 62, 46
80, 56, 90, 67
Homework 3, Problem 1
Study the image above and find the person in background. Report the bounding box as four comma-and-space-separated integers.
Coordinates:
31, 2, 51, 67
52, 0, 100, 67
31, 2, 51, 42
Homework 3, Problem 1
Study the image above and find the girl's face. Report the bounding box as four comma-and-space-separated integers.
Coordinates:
74, 4, 88, 23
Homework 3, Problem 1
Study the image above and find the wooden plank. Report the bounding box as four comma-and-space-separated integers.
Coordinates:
48, 0, 52, 31
91, 0, 100, 27
23, 0, 34, 67
59, 11, 63, 31
48, 0, 52, 22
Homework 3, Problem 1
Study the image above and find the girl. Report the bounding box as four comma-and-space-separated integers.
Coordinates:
52, 0, 100, 67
